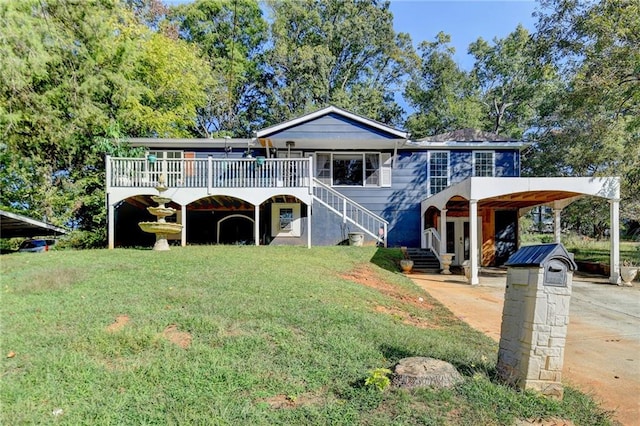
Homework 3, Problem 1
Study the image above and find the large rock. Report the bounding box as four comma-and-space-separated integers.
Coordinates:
392, 357, 464, 389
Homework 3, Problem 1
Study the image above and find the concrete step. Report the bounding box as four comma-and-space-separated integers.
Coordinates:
405, 248, 441, 272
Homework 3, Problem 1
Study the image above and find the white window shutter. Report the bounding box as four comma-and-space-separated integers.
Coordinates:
381, 153, 392, 187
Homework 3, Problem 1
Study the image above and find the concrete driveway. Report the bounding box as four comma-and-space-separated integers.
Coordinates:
409, 270, 640, 426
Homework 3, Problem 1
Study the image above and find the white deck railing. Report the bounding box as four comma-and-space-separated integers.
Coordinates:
312, 178, 388, 246
107, 156, 388, 246
424, 227, 442, 261
107, 157, 311, 189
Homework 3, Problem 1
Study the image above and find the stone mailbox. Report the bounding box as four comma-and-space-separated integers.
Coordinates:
497, 243, 577, 399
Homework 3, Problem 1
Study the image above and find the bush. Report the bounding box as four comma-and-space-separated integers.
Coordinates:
56, 229, 106, 249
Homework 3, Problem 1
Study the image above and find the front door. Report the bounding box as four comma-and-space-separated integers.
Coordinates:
446, 218, 480, 266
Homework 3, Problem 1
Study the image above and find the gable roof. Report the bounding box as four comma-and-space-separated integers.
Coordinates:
256, 105, 408, 140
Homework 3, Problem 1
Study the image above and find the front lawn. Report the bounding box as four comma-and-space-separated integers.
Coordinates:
1, 246, 614, 425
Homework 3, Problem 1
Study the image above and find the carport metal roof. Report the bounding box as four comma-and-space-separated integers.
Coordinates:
0, 210, 68, 238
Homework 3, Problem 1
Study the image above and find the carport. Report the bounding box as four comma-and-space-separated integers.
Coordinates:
420, 177, 621, 285
0, 210, 68, 238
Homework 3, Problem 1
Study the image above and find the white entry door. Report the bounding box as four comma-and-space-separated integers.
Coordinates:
445, 217, 482, 266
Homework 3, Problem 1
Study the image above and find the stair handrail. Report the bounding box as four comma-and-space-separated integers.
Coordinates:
424, 227, 442, 261
312, 178, 388, 246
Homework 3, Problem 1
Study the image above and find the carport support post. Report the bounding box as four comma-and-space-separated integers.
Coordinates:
469, 200, 479, 285
553, 209, 562, 243
609, 199, 620, 285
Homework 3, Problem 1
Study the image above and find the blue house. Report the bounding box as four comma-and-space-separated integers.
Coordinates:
106, 106, 621, 284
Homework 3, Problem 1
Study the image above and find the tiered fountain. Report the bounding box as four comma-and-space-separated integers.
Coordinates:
138, 180, 183, 251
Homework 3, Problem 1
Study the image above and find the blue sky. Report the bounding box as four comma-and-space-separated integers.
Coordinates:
389, 0, 538, 69
166, 0, 538, 69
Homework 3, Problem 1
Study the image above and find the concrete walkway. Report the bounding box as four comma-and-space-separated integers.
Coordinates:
409, 270, 640, 426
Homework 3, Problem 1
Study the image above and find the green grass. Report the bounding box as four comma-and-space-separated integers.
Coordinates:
1, 246, 615, 425
564, 239, 639, 265
522, 233, 640, 265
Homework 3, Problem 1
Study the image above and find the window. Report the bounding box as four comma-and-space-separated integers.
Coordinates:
279, 208, 294, 231
474, 151, 494, 177
271, 203, 301, 237
333, 154, 363, 185
429, 152, 449, 195
315, 152, 391, 187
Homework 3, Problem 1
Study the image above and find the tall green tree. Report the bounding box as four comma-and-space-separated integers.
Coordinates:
404, 32, 484, 138
531, 0, 640, 231
264, 0, 414, 126
0, 0, 211, 244
469, 25, 556, 138
170, 0, 268, 137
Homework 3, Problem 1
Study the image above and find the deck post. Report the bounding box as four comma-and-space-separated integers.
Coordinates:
105, 155, 112, 189
181, 204, 187, 247
108, 196, 115, 249
254, 204, 260, 246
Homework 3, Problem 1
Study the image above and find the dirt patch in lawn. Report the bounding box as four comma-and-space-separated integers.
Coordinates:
258, 392, 326, 409
162, 324, 192, 349
340, 265, 433, 309
515, 418, 575, 426
106, 315, 130, 332
374, 305, 440, 329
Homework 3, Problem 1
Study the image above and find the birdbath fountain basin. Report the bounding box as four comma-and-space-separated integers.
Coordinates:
146, 206, 177, 220
138, 189, 182, 251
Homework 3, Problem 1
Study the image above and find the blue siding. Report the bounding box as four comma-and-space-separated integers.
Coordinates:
496, 150, 519, 176
267, 113, 399, 141
328, 151, 429, 247
450, 151, 472, 184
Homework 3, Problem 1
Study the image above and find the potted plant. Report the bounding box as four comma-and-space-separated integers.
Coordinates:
399, 247, 414, 273
619, 260, 638, 286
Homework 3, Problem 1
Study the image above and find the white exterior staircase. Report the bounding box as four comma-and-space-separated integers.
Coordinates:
311, 178, 388, 246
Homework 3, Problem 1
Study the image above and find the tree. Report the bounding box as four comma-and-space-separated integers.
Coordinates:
170, 0, 268, 137
531, 0, 640, 231
263, 0, 414, 126
0, 0, 211, 245
469, 25, 556, 138
404, 32, 484, 138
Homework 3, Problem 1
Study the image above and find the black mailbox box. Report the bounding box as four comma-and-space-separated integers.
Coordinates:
504, 243, 577, 287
